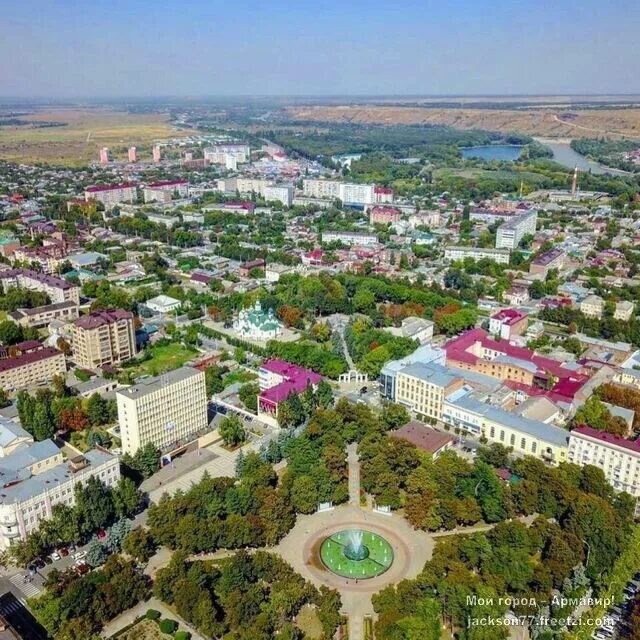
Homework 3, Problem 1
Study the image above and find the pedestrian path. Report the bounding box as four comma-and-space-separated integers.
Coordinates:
9, 573, 41, 599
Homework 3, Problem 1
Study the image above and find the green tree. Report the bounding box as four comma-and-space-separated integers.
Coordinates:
123, 527, 157, 563
85, 393, 110, 426
219, 415, 246, 447
238, 383, 259, 412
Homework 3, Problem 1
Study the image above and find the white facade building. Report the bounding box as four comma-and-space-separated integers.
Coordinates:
263, 185, 294, 207
495, 211, 538, 250
116, 367, 208, 455
444, 246, 511, 264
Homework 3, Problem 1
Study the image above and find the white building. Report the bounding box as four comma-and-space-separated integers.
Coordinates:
146, 294, 181, 315
385, 317, 434, 345
264, 185, 294, 207
339, 183, 376, 206
116, 367, 208, 456
568, 426, 640, 501
614, 301, 635, 321
580, 295, 604, 319
204, 143, 250, 165
143, 180, 189, 203
0, 433, 120, 550
233, 301, 283, 341
495, 210, 538, 250
444, 246, 511, 264
302, 179, 341, 200
322, 231, 378, 247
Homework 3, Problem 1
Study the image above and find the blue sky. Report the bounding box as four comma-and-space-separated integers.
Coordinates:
2, 0, 639, 97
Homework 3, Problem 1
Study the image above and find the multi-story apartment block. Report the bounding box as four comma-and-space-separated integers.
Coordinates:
529, 247, 567, 277
84, 183, 137, 209
0, 435, 120, 549
374, 186, 394, 203
71, 309, 136, 370
143, 180, 189, 203
204, 143, 250, 164
222, 177, 268, 195
128, 146, 137, 163
444, 246, 511, 264
489, 308, 529, 340
614, 301, 635, 322
116, 367, 208, 455
152, 145, 162, 163
370, 206, 401, 225
0, 347, 66, 391
0, 269, 80, 305
8, 300, 78, 328
580, 295, 605, 319
568, 426, 640, 502
263, 185, 294, 207
99, 147, 109, 164
302, 179, 341, 200
339, 182, 376, 205
321, 231, 378, 247
495, 210, 538, 250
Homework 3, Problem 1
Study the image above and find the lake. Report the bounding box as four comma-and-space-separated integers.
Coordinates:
461, 145, 523, 161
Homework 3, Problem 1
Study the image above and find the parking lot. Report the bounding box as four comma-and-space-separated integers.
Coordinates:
591, 571, 640, 639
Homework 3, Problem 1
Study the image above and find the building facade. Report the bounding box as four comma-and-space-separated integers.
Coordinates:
495, 211, 538, 250
8, 300, 78, 328
444, 246, 511, 264
0, 269, 80, 305
116, 367, 208, 455
71, 309, 136, 370
0, 347, 66, 391
84, 183, 137, 208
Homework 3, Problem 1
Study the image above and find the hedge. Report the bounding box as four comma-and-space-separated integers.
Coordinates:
159, 618, 178, 634
175, 632, 191, 640
146, 609, 161, 620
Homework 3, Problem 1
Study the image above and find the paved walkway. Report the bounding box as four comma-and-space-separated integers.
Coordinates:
101, 596, 205, 639
144, 434, 267, 503
347, 443, 360, 507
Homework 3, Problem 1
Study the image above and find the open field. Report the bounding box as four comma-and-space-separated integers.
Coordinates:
288, 105, 640, 139
0, 108, 188, 166
131, 343, 199, 377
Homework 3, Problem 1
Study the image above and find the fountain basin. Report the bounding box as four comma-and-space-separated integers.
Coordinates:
319, 528, 394, 579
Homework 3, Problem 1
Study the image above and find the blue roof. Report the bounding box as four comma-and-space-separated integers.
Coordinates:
450, 394, 569, 447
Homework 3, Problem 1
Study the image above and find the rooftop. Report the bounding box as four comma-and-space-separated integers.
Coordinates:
0, 347, 63, 374
392, 421, 454, 453
572, 425, 640, 454
85, 183, 136, 193
116, 366, 201, 401
0, 268, 75, 291
74, 309, 133, 330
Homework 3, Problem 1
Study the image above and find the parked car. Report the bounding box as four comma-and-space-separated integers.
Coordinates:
96, 529, 107, 540
43, 556, 53, 565
73, 550, 87, 561
75, 563, 90, 575
50, 551, 61, 561
59, 548, 69, 557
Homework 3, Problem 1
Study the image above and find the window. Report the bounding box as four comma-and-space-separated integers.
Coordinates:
510, 434, 515, 446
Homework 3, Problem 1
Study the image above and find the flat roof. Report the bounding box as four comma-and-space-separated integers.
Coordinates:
116, 366, 201, 401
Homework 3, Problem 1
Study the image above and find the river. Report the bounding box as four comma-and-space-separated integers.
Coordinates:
534, 138, 630, 176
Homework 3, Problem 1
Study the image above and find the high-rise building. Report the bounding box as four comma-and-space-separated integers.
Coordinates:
152, 145, 162, 163
116, 367, 208, 455
99, 147, 109, 164
71, 309, 136, 370
0, 268, 80, 305
495, 210, 538, 250
128, 146, 137, 163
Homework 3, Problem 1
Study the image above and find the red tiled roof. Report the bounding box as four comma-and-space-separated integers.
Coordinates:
74, 309, 133, 330
391, 421, 454, 453
85, 183, 137, 193
0, 347, 63, 373
573, 425, 640, 454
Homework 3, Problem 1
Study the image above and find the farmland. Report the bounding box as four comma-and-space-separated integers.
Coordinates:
0, 108, 188, 166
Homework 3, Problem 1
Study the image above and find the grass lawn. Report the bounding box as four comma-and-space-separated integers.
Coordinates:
296, 604, 324, 639
222, 370, 258, 388
135, 343, 199, 377
118, 619, 171, 640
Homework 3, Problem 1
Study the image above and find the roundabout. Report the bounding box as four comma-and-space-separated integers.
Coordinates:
320, 528, 394, 579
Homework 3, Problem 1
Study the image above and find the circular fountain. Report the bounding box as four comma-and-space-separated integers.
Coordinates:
319, 528, 393, 579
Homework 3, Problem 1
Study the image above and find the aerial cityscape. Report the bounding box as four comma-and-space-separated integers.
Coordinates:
1, 2, 640, 640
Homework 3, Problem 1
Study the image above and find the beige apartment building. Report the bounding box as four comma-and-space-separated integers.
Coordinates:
9, 300, 78, 328
116, 367, 208, 456
0, 347, 66, 391
71, 310, 136, 370
0, 268, 80, 305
